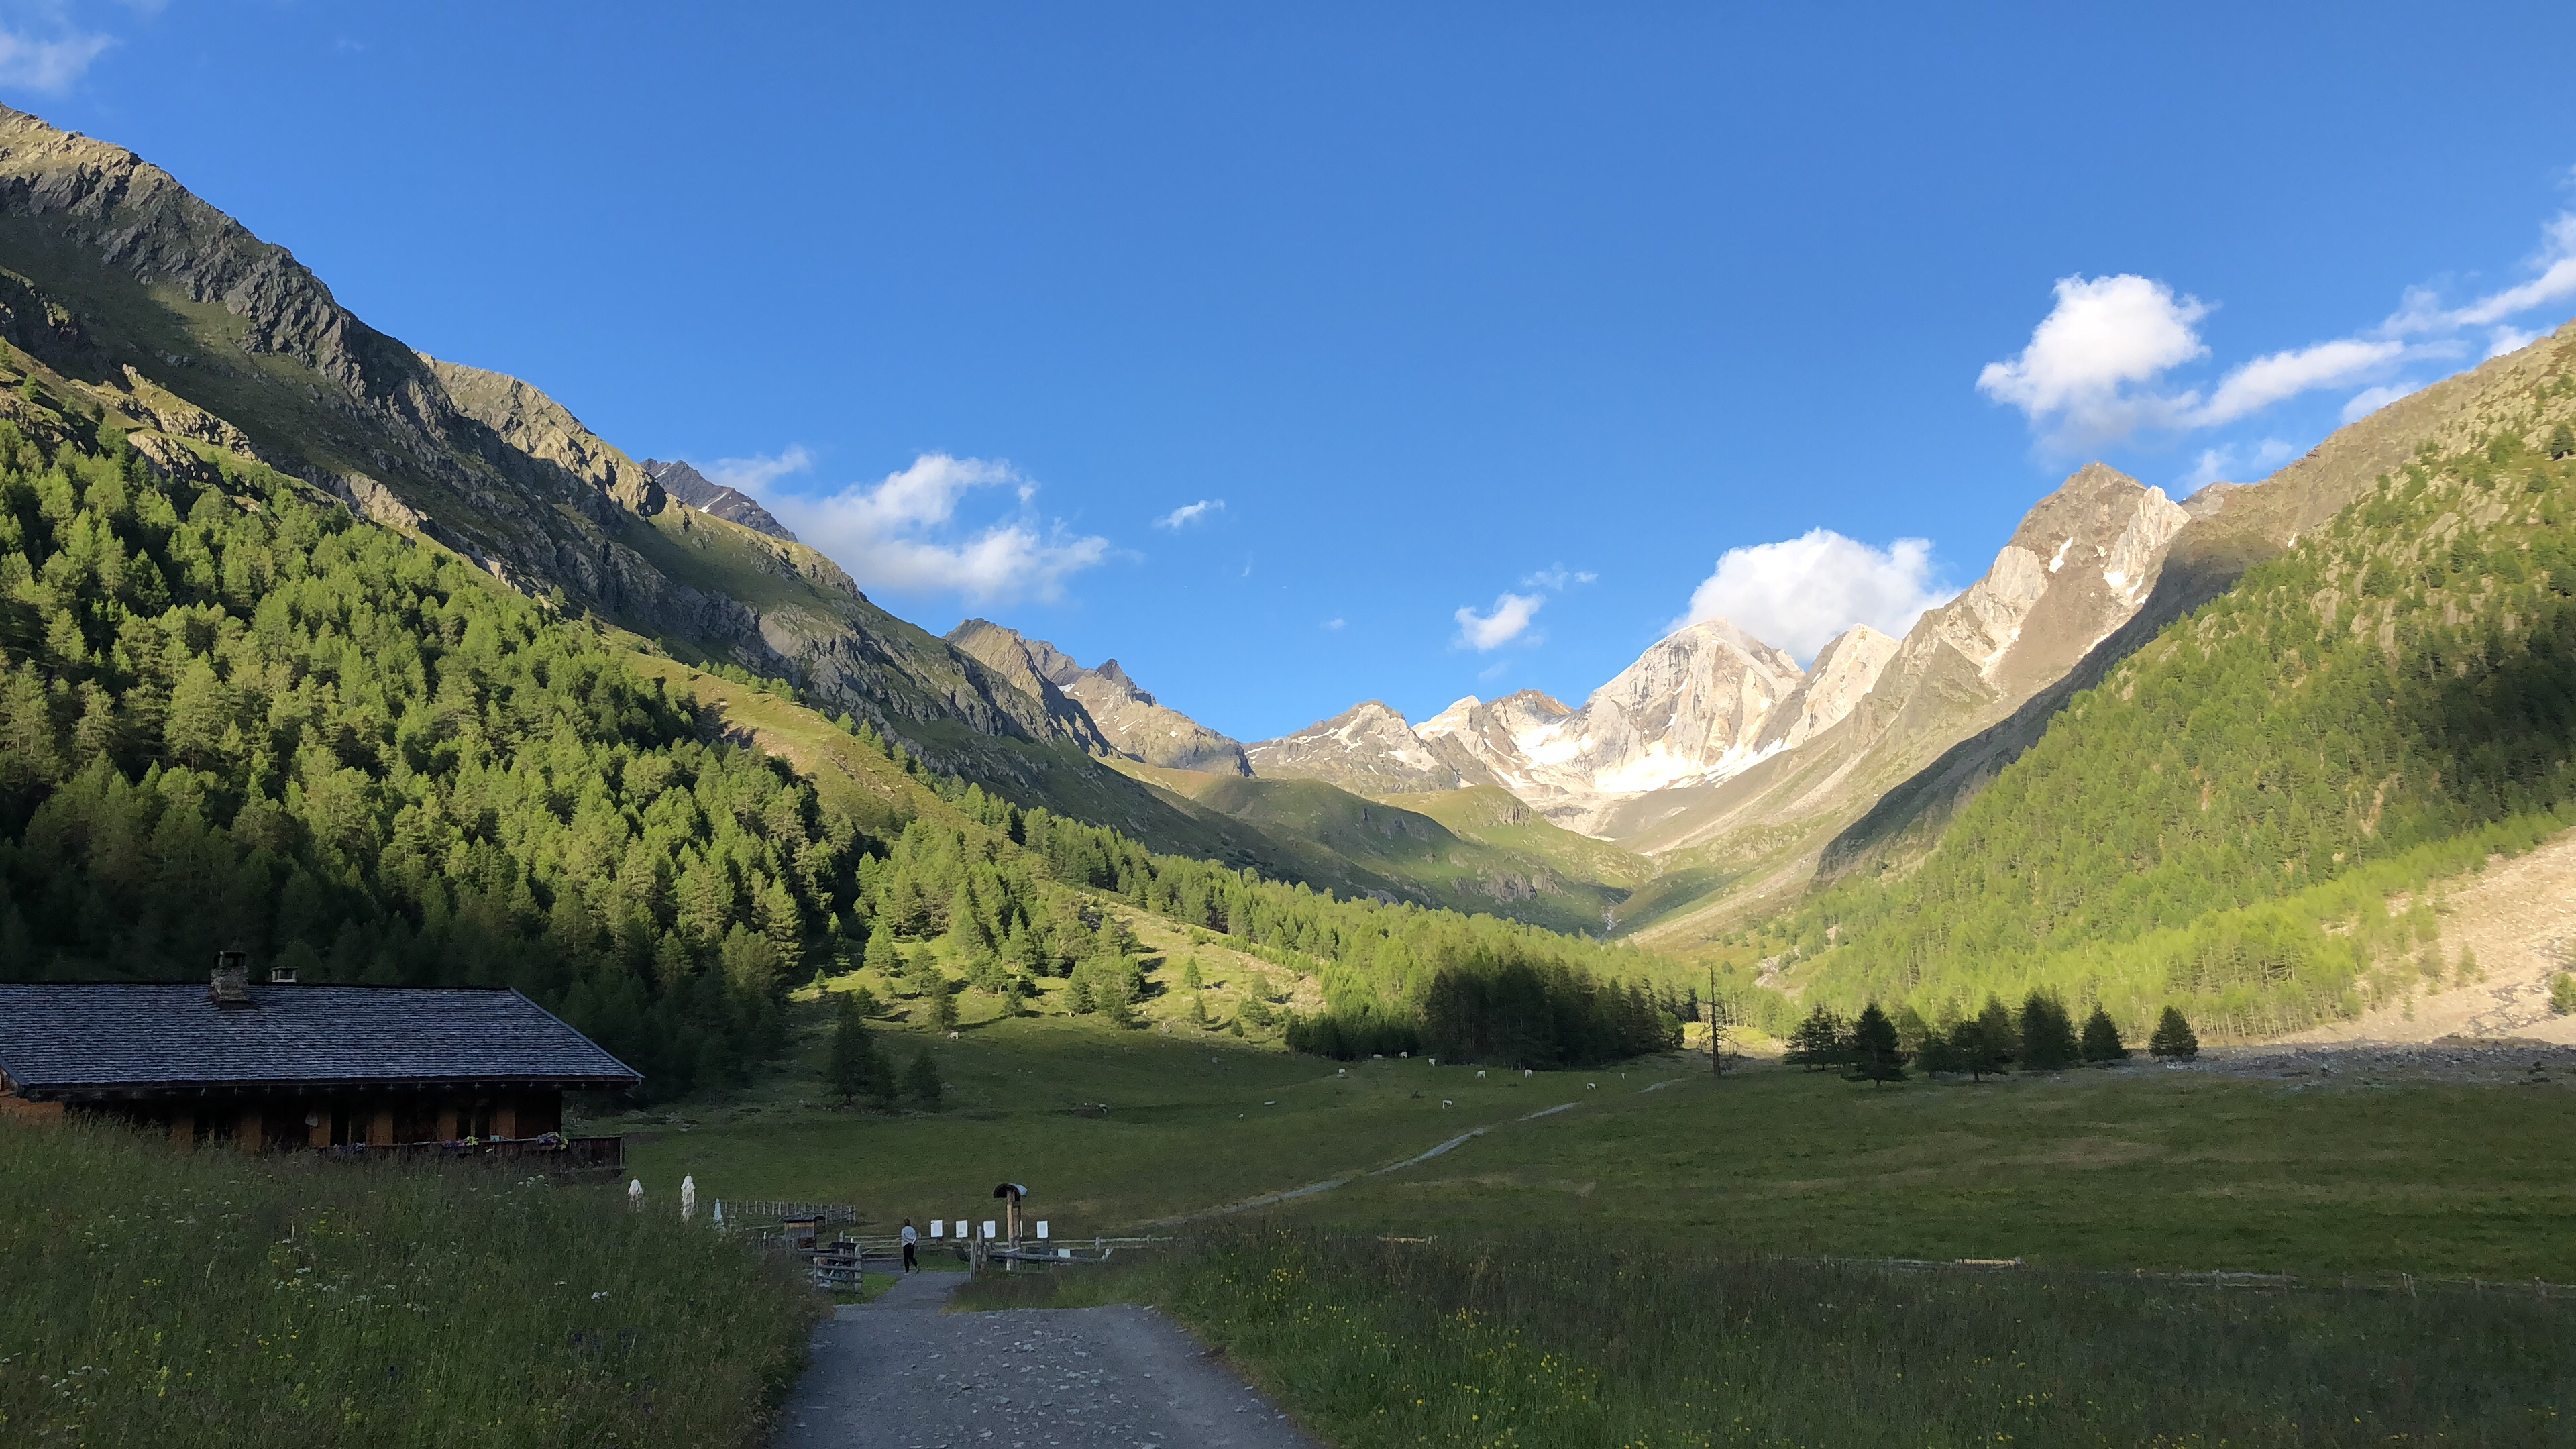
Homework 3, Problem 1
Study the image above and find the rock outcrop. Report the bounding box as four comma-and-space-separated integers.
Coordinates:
946, 620, 1243, 773
1245, 702, 1476, 794
641, 458, 799, 542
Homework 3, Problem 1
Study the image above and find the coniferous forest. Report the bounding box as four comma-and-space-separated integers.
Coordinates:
0, 415, 1695, 1092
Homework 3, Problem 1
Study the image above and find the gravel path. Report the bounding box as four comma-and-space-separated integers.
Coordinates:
773, 1271, 1320, 1448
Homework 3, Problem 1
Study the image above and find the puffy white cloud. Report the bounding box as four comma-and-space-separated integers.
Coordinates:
1976, 274, 2208, 445
2340, 381, 2422, 423
1676, 529, 1952, 663
2192, 338, 2404, 426
704, 445, 816, 493
2178, 438, 2296, 492
1521, 564, 1597, 590
1153, 498, 1224, 529
765, 453, 1111, 605
0, 9, 114, 93
1982, 203, 2576, 449
1454, 592, 1544, 651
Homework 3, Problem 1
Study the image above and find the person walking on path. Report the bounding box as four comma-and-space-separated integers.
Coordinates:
900, 1218, 918, 1273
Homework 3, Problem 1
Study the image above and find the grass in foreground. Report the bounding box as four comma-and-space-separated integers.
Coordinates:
0, 1120, 816, 1448
960, 1228, 2576, 1448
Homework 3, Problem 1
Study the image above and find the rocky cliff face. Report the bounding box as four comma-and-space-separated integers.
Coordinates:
1750, 625, 1900, 754
641, 458, 800, 541
945, 619, 1241, 773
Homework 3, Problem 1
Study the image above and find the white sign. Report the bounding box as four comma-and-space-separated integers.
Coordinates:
931, 1220, 945, 1238
1036, 1220, 1049, 1239
982, 1220, 998, 1239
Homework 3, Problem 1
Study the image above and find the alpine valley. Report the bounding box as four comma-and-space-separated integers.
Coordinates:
3, 97, 2575, 1058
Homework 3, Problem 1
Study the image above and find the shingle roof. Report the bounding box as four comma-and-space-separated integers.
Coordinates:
0, 985, 641, 1098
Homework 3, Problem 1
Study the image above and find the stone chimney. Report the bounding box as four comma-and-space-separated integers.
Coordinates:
209, 950, 254, 1008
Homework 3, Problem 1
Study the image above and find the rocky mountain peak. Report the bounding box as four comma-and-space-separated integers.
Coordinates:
641, 459, 799, 542
945, 621, 1248, 776
1245, 701, 1478, 794
1916, 463, 2190, 698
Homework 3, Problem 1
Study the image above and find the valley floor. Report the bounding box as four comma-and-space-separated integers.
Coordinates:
612, 1010, 2576, 1281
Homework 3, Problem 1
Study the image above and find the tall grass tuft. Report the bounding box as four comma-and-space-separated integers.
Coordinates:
981, 1227, 2575, 1447
0, 1119, 818, 1448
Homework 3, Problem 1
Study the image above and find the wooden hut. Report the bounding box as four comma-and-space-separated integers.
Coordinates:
0, 957, 639, 1166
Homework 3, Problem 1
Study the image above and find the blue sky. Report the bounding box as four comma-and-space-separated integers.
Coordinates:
14, 3, 2576, 739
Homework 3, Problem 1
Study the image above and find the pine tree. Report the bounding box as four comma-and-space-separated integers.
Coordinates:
862, 923, 899, 983
823, 994, 872, 1103
1069, 977, 1095, 1014
1974, 996, 2018, 1065
928, 979, 959, 1033
849, 984, 881, 1019
863, 1038, 899, 1108
1844, 1002, 1906, 1086
1181, 956, 1203, 990
1784, 1003, 1849, 1070
1187, 992, 1208, 1028
902, 1048, 943, 1110
2079, 1005, 2128, 1062
2147, 1005, 2200, 1059
2018, 989, 2078, 1071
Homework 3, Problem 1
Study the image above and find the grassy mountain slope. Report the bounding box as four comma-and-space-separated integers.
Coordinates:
1813, 325, 2576, 894
1774, 325, 2576, 1040
1107, 764, 1631, 936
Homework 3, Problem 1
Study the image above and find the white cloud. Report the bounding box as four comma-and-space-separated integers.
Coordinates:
2192, 338, 2404, 426
2394, 213, 2576, 333
703, 445, 816, 494
1983, 201, 2576, 450
1153, 498, 1223, 529
2178, 437, 2297, 492
2486, 325, 2544, 359
765, 453, 1111, 605
1454, 592, 1544, 651
1976, 274, 2208, 445
1322, 617, 1346, 631
2340, 382, 2422, 423
1520, 564, 1597, 590
0, 7, 115, 93
1676, 529, 1952, 663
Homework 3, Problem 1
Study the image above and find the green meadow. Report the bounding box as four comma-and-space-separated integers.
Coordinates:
614, 996, 2576, 1281
961, 1229, 2576, 1449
